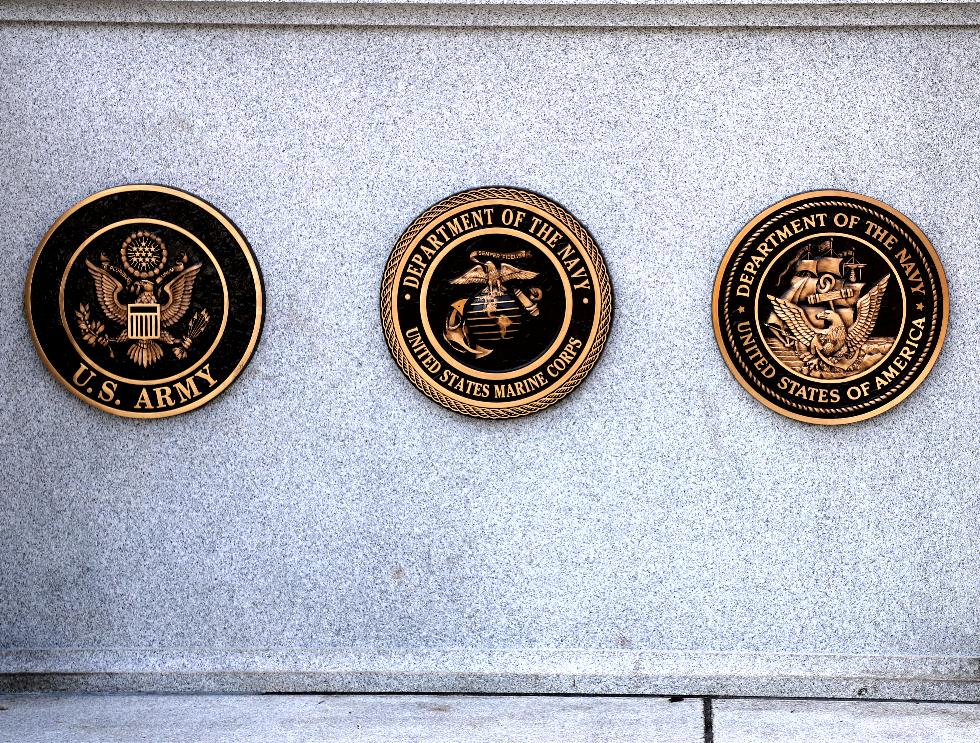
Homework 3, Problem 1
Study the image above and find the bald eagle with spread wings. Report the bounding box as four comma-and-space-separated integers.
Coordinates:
450, 260, 538, 297
768, 276, 890, 374
450, 260, 539, 316
84, 259, 204, 367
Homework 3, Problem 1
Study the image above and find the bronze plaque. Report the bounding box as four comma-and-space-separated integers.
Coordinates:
713, 190, 948, 424
381, 187, 613, 418
25, 185, 264, 418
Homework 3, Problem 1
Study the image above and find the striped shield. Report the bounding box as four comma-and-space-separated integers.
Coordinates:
128, 304, 161, 340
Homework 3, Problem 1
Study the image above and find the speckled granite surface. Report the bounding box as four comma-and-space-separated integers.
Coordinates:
0, 18, 978, 697
4, 0, 980, 28
0, 694, 704, 743
714, 698, 980, 742
1, 694, 978, 742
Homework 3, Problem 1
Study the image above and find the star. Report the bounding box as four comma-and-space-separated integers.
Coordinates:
915, 302, 925, 311
736, 305, 746, 314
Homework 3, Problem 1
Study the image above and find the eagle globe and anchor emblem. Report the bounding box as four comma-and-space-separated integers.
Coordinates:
442, 249, 544, 359
76, 230, 210, 368
764, 239, 893, 379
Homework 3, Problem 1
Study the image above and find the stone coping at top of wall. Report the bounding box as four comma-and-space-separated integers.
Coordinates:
2, 0, 980, 28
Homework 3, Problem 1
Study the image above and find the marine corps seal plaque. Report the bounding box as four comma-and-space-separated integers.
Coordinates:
25, 185, 264, 418
381, 187, 613, 418
713, 190, 948, 424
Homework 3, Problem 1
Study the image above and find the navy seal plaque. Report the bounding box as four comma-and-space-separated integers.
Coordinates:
25, 185, 264, 418
713, 190, 948, 424
381, 187, 613, 418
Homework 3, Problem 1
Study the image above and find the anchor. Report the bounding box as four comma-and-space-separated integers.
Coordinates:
444, 298, 492, 358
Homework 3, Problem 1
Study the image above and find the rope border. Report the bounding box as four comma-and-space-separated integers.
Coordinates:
380, 187, 613, 419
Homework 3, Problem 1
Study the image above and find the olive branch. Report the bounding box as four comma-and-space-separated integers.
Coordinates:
75, 303, 115, 358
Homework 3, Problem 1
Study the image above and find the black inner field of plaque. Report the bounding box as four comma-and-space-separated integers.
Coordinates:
62, 222, 224, 382
426, 234, 566, 373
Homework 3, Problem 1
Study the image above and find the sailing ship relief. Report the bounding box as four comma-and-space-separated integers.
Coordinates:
763, 239, 895, 380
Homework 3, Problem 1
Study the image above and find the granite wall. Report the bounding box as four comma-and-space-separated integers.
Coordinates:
0, 1, 978, 699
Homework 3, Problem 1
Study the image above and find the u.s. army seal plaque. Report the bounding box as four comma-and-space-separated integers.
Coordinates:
713, 190, 948, 424
25, 185, 264, 418
381, 187, 613, 418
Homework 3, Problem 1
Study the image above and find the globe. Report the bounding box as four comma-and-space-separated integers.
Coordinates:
464, 291, 524, 348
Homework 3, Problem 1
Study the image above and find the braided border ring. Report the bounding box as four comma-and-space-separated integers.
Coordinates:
380, 187, 613, 419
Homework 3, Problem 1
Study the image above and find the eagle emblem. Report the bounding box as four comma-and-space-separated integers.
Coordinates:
75, 231, 211, 367
443, 250, 543, 358
451, 259, 538, 294
768, 275, 890, 376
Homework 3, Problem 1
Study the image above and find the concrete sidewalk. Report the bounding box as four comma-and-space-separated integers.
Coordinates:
0, 693, 978, 742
